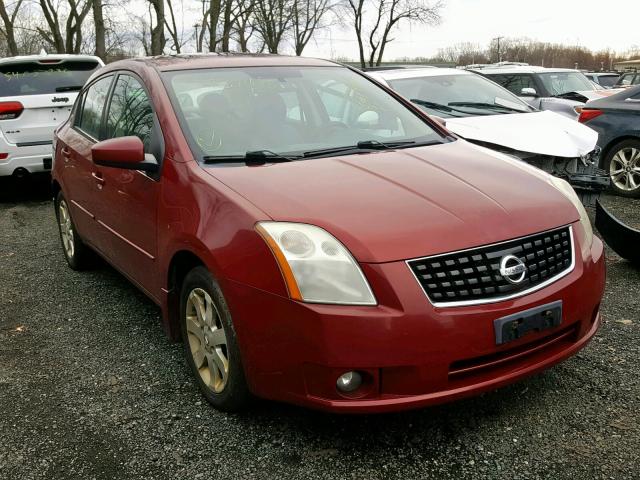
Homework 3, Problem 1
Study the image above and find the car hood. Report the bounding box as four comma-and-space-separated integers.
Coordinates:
205, 141, 579, 263
444, 111, 597, 158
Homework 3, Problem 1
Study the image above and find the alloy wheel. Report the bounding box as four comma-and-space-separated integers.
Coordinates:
610, 147, 640, 192
185, 288, 229, 393
58, 199, 75, 258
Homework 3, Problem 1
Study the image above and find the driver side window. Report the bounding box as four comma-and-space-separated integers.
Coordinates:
105, 74, 154, 151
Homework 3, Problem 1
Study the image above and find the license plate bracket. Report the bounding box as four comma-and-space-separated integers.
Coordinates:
494, 300, 562, 345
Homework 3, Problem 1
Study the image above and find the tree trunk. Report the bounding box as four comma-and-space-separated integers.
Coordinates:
92, 0, 106, 60
221, 0, 232, 52
208, 0, 222, 52
150, 0, 165, 55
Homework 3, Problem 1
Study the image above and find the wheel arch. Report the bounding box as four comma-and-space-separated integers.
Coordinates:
164, 249, 207, 341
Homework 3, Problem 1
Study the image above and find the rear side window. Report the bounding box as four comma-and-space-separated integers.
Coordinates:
76, 75, 113, 139
105, 75, 154, 150
0, 60, 101, 97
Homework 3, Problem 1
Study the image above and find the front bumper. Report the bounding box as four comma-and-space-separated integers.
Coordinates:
224, 227, 606, 413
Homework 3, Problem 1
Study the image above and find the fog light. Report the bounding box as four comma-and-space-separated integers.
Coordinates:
336, 371, 362, 393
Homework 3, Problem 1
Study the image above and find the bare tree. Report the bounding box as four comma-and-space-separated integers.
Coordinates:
165, 0, 186, 53
345, 0, 442, 67
232, 0, 257, 52
37, 0, 93, 53
207, 0, 222, 51
253, 0, 294, 54
291, 0, 333, 56
0, 0, 24, 56
146, 0, 165, 55
345, 0, 365, 67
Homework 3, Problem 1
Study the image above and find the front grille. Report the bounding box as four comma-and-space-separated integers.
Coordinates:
407, 226, 574, 307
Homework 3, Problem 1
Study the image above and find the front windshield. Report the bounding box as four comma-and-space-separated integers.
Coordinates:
388, 73, 530, 118
162, 66, 444, 160
538, 72, 594, 95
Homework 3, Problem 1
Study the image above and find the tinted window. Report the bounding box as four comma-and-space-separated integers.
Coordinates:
0, 60, 101, 97
106, 75, 154, 150
486, 74, 536, 96
597, 75, 620, 88
76, 75, 113, 139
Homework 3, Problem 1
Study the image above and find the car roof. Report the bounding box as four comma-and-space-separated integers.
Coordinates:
112, 53, 339, 72
471, 65, 579, 75
586, 72, 619, 76
0, 53, 104, 66
367, 67, 471, 81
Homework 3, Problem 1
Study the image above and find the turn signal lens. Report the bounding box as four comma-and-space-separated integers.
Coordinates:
0, 101, 24, 120
578, 109, 603, 124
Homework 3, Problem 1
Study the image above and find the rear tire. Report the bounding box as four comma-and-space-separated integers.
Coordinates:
179, 266, 251, 412
604, 139, 640, 198
55, 191, 93, 270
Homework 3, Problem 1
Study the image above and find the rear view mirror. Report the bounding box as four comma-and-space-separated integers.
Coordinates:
521, 87, 538, 97
91, 136, 158, 172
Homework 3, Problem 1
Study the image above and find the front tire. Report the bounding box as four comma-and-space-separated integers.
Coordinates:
604, 139, 640, 198
55, 191, 93, 270
179, 266, 251, 411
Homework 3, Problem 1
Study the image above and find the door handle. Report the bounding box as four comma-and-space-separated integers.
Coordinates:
61, 147, 71, 163
91, 171, 105, 189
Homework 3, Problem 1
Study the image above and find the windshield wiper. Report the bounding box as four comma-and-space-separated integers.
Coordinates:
203, 150, 297, 165
410, 99, 468, 117
303, 140, 441, 159
55, 85, 83, 92
448, 101, 526, 113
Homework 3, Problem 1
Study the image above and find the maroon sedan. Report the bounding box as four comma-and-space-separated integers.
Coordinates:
52, 55, 605, 413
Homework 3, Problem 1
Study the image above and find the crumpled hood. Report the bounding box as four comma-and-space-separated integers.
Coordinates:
205, 140, 579, 263
445, 110, 598, 158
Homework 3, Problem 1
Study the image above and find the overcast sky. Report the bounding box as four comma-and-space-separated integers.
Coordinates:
301, 0, 640, 60
137, 0, 640, 60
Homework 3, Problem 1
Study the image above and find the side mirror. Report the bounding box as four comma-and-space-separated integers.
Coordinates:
521, 87, 538, 97
91, 136, 158, 172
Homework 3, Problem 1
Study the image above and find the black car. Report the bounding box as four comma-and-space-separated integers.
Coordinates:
579, 85, 640, 197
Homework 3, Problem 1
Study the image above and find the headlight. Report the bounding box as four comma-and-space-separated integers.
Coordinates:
548, 176, 593, 254
256, 222, 376, 305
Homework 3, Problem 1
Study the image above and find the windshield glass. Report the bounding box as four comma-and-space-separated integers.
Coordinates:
0, 60, 101, 96
538, 71, 594, 95
388, 73, 530, 118
162, 66, 444, 160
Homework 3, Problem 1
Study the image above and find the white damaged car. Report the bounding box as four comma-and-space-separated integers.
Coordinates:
366, 67, 609, 205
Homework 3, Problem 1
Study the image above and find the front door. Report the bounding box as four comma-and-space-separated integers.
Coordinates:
91, 74, 161, 299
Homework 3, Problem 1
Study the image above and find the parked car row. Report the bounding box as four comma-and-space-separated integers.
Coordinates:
366, 67, 607, 206
0, 52, 633, 415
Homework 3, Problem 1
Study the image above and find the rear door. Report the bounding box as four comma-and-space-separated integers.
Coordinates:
91, 73, 162, 298
0, 59, 101, 147
60, 74, 114, 242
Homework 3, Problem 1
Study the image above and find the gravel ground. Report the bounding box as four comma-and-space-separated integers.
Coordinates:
1, 175, 639, 480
